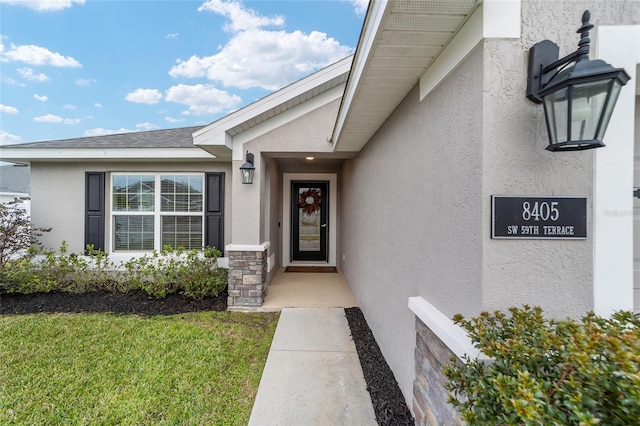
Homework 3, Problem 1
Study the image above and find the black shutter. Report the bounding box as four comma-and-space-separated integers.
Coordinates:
205, 173, 224, 255
85, 172, 105, 252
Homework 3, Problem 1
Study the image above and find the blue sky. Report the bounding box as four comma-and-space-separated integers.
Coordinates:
0, 0, 367, 145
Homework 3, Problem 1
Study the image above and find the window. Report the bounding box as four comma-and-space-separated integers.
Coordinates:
111, 174, 203, 251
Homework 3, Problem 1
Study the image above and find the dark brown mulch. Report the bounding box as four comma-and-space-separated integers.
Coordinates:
0, 290, 228, 316
345, 307, 415, 425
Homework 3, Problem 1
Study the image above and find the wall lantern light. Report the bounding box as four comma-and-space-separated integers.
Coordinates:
526, 10, 630, 152
240, 151, 255, 184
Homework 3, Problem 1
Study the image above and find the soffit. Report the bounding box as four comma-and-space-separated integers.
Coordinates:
333, 0, 481, 152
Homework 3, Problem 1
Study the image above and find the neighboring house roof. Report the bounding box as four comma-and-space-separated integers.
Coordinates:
0, 164, 30, 195
194, 55, 353, 160
0, 125, 215, 163
333, 0, 490, 152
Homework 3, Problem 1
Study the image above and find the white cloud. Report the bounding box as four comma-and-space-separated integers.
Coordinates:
33, 93, 48, 102
93, 102, 102, 108
84, 127, 134, 137
33, 113, 80, 124
350, 0, 369, 16
0, 130, 22, 145
0, 104, 19, 114
136, 122, 160, 131
0, 0, 85, 12
1, 40, 81, 67
164, 117, 185, 123
125, 88, 163, 104
198, 0, 285, 32
166, 33, 179, 39
18, 67, 50, 82
170, 0, 352, 90
63, 104, 76, 110
34, 114, 62, 123
76, 78, 96, 86
165, 83, 242, 116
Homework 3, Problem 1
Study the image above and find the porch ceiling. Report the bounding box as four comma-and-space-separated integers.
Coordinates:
332, 0, 481, 152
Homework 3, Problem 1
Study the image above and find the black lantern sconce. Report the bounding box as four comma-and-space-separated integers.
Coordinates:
240, 151, 255, 184
526, 10, 630, 152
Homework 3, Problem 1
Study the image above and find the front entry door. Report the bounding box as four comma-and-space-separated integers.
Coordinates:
291, 181, 328, 261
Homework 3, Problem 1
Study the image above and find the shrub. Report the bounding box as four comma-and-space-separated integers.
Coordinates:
444, 306, 640, 425
1, 242, 228, 300
0, 201, 50, 272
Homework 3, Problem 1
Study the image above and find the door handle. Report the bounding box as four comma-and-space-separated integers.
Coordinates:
634, 188, 640, 199
321, 224, 327, 228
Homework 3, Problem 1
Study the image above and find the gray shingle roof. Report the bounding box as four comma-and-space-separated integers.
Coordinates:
1, 126, 204, 150
0, 164, 30, 194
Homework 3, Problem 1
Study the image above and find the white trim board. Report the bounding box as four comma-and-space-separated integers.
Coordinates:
408, 296, 490, 363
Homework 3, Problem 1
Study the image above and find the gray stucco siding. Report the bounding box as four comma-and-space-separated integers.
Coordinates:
30, 161, 232, 255
480, 35, 595, 318
339, 45, 485, 405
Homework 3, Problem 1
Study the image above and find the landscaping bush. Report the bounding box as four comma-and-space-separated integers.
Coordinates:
0, 201, 50, 272
443, 306, 640, 425
1, 242, 228, 300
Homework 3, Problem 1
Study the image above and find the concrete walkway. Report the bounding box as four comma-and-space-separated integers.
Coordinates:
262, 268, 357, 310
248, 307, 377, 425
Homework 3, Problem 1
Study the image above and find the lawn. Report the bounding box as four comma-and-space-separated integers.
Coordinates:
0, 311, 279, 425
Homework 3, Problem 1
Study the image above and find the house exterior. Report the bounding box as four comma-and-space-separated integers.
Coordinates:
2, 1, 639, 423
0, 164, 30, 212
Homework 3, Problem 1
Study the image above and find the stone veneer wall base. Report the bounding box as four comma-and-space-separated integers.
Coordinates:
227, 248, 268, 309
413, 317, 464, 426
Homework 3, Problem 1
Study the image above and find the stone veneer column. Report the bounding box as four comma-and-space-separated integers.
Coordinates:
226, 243, 269, 309
413, 317, 464, 426
408, 297, 488, 426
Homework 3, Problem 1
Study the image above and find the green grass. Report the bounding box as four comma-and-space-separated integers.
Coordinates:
0, 311, 279, 425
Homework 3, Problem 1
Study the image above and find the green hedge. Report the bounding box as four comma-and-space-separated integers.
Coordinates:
1, 242, 228, 300
444, 306, 640, 425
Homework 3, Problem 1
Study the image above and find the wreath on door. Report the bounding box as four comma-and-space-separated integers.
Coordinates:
298, 188, 321, 215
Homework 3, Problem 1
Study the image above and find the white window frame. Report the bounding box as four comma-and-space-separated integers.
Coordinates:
110, 172, 205, 253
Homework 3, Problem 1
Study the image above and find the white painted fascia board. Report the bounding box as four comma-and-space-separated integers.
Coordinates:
419, 0, 521, 100
332, 0, 389, 150
193, 56, 352, 148
408, 296, 491, 363
0, 148, 216, 161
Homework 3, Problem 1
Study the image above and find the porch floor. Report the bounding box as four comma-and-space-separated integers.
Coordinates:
261, 267, 357, 310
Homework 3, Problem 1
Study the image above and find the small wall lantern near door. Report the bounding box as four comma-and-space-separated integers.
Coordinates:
526, 10, 630, 152
240, 151, 255, 184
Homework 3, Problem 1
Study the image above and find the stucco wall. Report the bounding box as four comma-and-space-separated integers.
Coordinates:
482, 0, 640, 318
340, 45, 485, 403
340, 0, 640, 406
263, 156, 282, 282
232, 97, 343, 263
30, 161, 232, 254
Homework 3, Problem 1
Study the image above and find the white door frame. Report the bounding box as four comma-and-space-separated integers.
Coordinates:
283, 173, 337, 267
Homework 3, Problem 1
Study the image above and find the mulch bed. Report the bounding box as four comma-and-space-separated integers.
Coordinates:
0, 290, 228, 316
346, 307, 415, 425
0, 291, 414, 425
